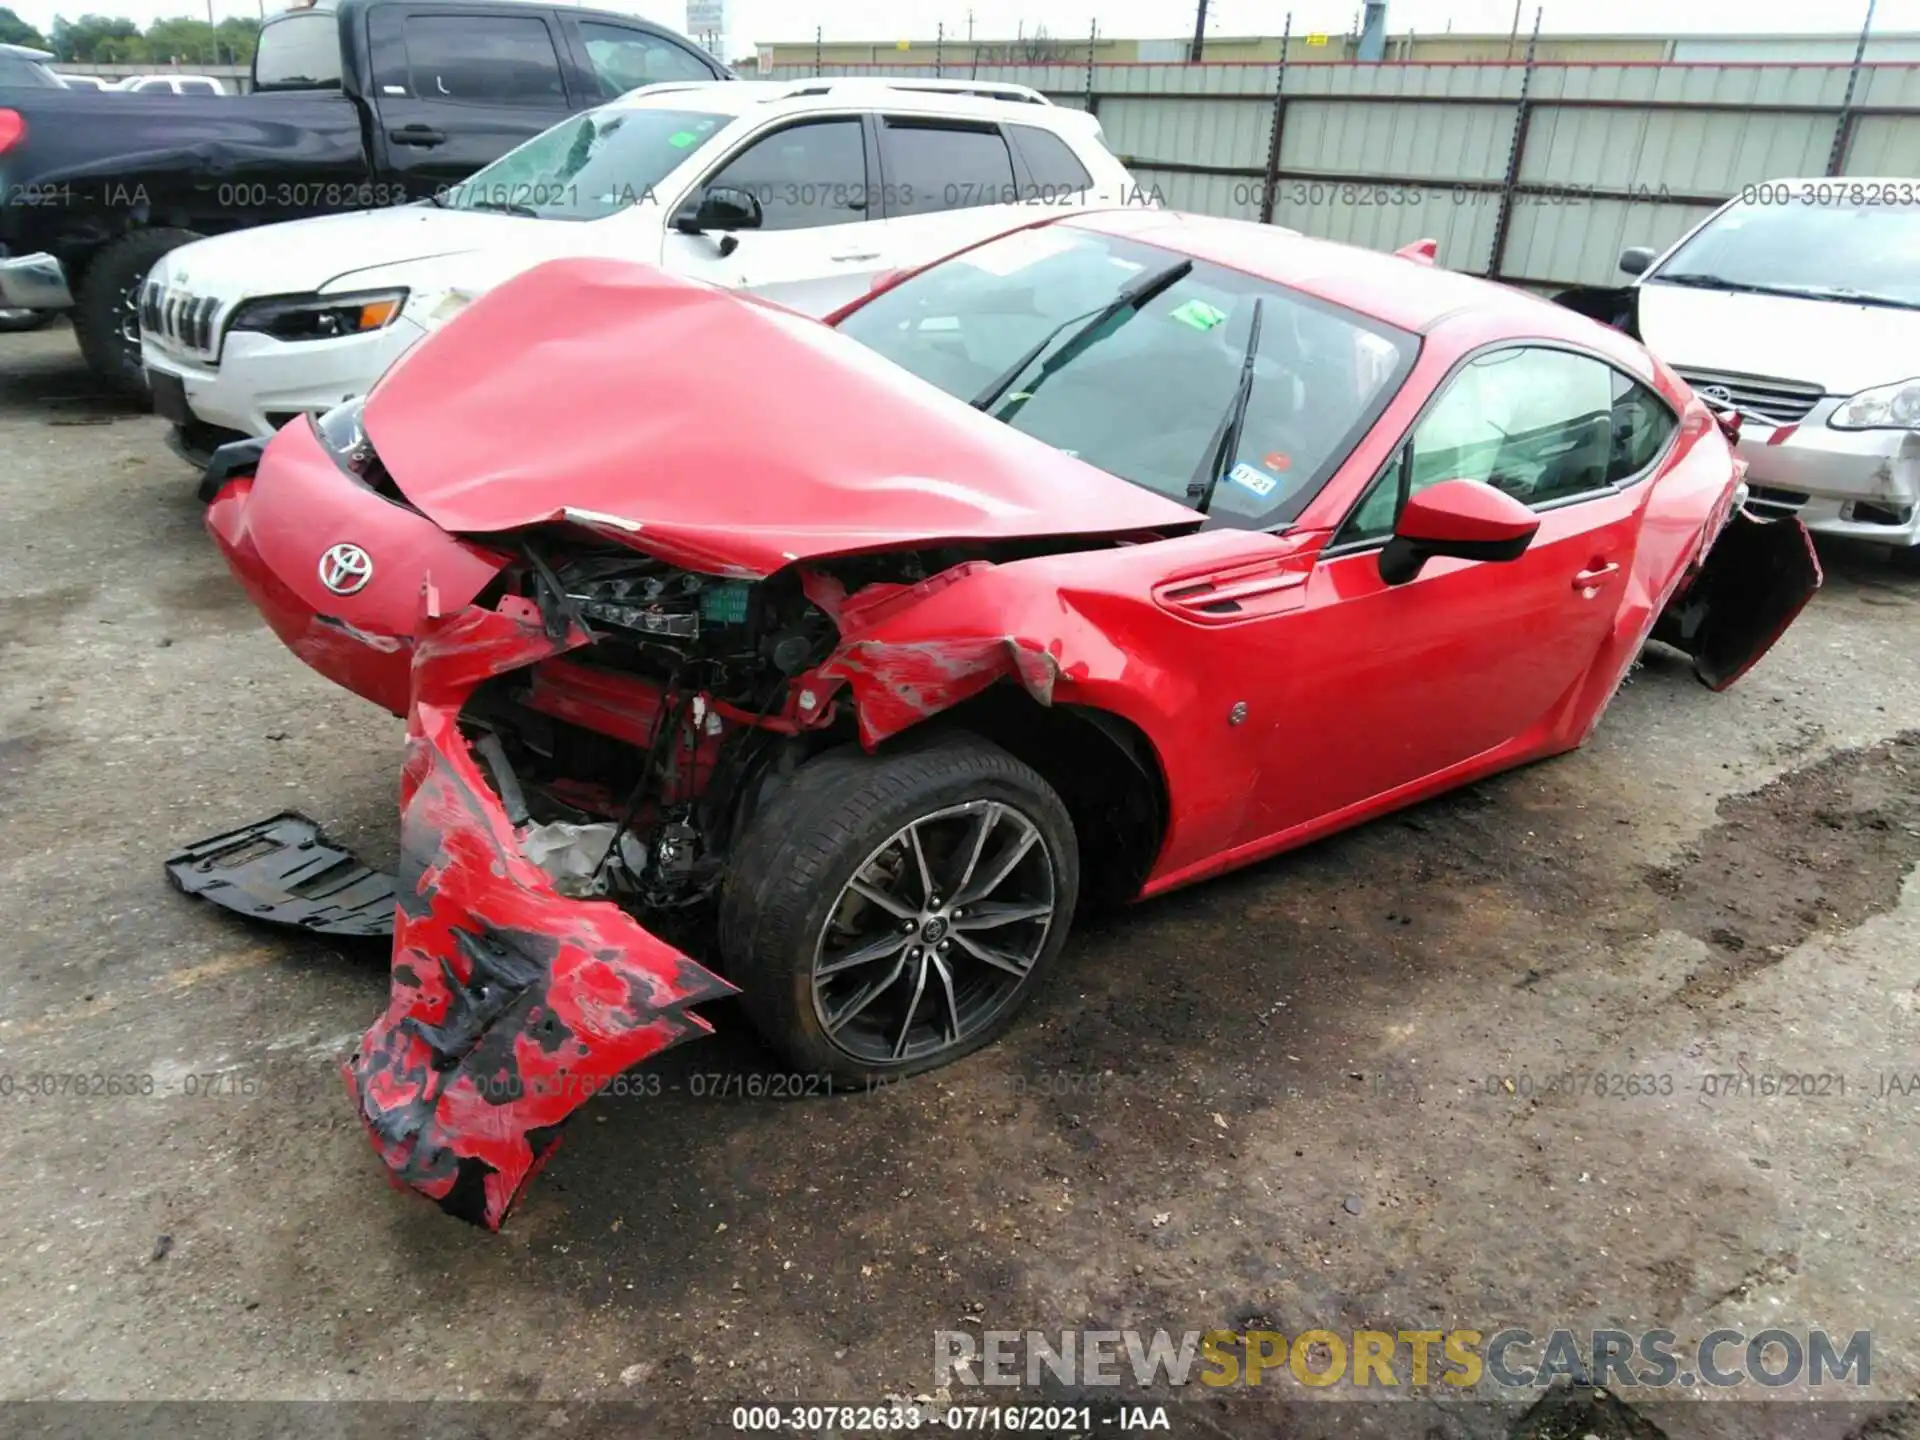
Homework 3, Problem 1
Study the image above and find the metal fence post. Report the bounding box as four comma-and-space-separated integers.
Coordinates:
1086, 19, 1098, 116
1486, 7, 1540, 281
936, 22, 944, 78
814, 26, 823, 77
1827, 0, 1877, 174
1259, 12, 1294, 225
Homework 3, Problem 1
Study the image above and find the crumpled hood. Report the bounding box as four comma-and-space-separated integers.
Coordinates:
150, 205, 533, 301
362, 258, 1203, 577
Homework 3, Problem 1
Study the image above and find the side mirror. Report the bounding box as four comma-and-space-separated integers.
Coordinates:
699, 185, 763, 232
1379, 479, 1540, 586
1618, 246, 1656, 277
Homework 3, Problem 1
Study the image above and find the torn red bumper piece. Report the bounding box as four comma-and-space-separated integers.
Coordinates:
348, 597, 734, 1230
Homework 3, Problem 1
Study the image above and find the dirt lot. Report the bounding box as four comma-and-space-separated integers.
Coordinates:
2, 323, 1918, 1438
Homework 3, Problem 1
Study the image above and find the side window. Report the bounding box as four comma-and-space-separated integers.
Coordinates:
403, 15, 565, 108
1009, 124, 1093, 196
1336, 347, 1619, 547
132, 77, 170, 92
580, 22, 716, 98
180, 79, 219, 94
1607, 369, 1677, 483
879, 118, 1017, 216
705, 119, 868, 232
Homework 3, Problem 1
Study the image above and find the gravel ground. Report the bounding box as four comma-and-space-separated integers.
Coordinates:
1, 323, 1917, 1439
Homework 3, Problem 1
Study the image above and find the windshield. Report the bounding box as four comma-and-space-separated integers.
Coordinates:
440, 107, 729, 221
1652, 191, 1920, 307
834, 226, 1419, 526
253, 9, 342, 89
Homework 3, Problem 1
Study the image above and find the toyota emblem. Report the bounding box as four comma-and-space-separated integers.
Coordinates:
318, 543, 374, 596
1701, 385, 1734, 405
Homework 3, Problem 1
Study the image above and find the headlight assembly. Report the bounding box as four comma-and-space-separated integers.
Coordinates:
227, 289, 408, 342
313, 398, 377, 478
1830, 378, 1920, 431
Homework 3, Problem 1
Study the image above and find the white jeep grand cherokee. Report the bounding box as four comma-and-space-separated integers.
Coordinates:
141, 76, 1142, 455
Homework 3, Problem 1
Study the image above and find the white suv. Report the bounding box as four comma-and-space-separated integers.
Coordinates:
140, 77, 1140, 451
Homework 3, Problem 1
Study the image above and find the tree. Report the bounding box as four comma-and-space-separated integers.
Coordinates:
50, 13, 143, 62
0, 7, 47, 47
46, 13, 260, 65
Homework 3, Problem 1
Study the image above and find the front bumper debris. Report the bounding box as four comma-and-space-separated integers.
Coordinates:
0, 252, 72, 310
171, 597, 735, 1229
164, 812, 397, 938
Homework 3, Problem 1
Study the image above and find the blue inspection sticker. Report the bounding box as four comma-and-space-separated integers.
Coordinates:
1226, 462, 1279, 498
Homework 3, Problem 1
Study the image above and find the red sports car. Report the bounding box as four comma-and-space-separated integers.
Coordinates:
196, 209, 1819, 1228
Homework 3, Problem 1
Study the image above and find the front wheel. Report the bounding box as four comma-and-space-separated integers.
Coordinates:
719, 734, 1079, 1086
73, 227, 203, 399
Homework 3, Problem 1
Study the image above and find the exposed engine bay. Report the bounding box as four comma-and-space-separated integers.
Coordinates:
468, 537, 1027, 927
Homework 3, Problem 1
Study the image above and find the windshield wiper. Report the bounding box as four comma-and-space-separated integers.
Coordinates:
1648, 273, 1778, 294
464, 200, 540, 218
1186, 297, 1266, 515
969, 258, 1194, 413
1765, 284, 1920, 311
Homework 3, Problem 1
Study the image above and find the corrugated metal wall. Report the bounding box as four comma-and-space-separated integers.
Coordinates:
765, 58, 1920, 288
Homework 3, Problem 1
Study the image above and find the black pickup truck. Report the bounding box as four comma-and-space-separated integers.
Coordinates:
0, 0, 728, 393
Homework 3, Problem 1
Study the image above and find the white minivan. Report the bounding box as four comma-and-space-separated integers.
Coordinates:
140, 76, 1141, 454
1616, 179, 1920, 563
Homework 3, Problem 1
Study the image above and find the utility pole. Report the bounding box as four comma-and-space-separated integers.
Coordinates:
968, 9, 977, 76
936, 20, 943, 76
1505, 0, 1523, 60
1190, 0, 1208, 62
814, 23, 822, 75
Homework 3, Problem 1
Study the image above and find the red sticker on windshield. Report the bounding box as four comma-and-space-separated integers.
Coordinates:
1264, 452, 1292, 472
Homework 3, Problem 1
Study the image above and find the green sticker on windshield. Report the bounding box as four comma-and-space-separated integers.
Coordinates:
1168, 299, 1227, 331
668, 130, 700, 148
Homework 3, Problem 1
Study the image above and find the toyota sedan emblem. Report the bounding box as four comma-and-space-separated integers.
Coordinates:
318, 543, 374, 596
1701, 385, 1734, 405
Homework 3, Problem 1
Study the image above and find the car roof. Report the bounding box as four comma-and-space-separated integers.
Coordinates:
0, 43, 53, 60
1063, 209, 1622, 343
608, 76, 1067, 124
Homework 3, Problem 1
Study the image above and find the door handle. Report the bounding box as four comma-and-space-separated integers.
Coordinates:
388, 125, 447, 147
830, 250, 881, 263
1572, 562, 1620, 590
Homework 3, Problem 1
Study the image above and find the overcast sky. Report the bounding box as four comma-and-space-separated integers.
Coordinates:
10, 0, 1902, 53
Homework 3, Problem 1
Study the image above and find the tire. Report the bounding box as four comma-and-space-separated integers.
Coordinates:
719, 733, 1079, 1086
1892, 544, 1920, 575
0, 308, 54, 334
73, 227, 202, 399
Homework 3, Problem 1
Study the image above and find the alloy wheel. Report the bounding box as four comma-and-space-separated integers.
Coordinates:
810, 799, 1058, 1066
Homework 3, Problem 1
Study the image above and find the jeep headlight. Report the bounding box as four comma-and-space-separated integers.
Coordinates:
228, 288, 409, 342
1830, 378, 1920, 431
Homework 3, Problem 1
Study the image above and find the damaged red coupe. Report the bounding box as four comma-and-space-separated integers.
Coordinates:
189, 209, 1819, 1228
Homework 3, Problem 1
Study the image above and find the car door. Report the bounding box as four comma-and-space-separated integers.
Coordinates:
367, 6, 576, 196
663, 113, 895, 316
1250, 344, 1668, 837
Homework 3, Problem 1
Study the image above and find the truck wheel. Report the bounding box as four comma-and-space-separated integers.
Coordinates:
73, 227, 202, 400
719, 734, 1079, 1087
0, 308, 54, 334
